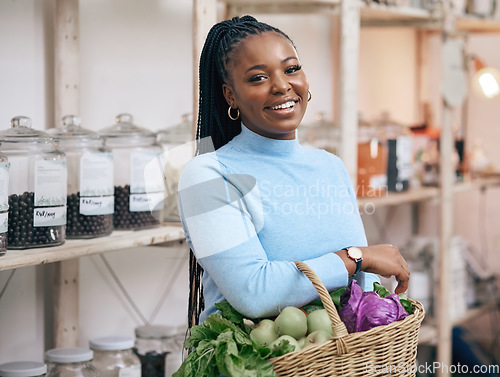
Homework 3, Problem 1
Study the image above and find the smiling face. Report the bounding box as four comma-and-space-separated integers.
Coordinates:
222, 32, 309, 140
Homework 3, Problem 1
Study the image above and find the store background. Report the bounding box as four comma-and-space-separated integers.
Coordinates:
1, 0, 499, 363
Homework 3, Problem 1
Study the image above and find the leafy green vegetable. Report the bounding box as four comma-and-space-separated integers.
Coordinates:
373, 282, 413, 315
301, 286, 347, 313
215, 301, 246, 329
173, 309, 278, 377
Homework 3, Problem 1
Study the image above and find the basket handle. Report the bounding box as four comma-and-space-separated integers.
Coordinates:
295, 261, 349, 342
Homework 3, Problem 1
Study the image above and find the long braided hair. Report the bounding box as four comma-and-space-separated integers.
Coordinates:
189, 15, 294, 328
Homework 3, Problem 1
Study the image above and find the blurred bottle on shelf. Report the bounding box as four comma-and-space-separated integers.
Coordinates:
156, 113, 194, 223
298, 112, 340, 155
357, 113, 387, 198
45, 348, 98, 377
89, 336, 141, 377
0, 362, 47, 377
375, 112, 413, 193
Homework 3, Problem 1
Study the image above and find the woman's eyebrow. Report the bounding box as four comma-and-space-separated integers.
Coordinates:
283, 56, 298, 63
246, 64, 266, 73
245, 57, 299, 74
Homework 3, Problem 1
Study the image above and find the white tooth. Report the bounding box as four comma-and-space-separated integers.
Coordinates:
271, 101, 294, 110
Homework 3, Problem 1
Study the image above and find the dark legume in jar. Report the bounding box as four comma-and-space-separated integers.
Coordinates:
66, 192, 113, 238
7, 192, 65, 249
114, 185, 160, 230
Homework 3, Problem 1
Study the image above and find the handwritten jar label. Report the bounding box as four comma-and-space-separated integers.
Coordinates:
33, 206, 67, 227
79, 152, 114, 215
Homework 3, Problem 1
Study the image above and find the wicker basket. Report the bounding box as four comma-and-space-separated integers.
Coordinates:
270, 261, 425, 377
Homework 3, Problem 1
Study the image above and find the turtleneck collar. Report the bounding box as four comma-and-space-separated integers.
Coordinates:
230, 123, 301, 157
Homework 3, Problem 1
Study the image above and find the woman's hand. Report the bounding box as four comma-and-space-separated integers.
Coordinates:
337, 244, 409, 294
362, 244, 409, 294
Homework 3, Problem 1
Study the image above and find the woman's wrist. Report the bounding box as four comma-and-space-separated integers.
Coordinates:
335, 248, 357, 276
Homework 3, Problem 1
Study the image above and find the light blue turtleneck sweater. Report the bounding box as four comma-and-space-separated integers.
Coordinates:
178, 125, 379, 322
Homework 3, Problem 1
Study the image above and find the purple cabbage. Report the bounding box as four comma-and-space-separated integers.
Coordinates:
339, 280, 408, 333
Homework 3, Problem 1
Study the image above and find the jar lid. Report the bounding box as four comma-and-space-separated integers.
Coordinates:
89, 336, 135, 351
0, 362, 47, 377
48, 115, 102, 142
44, 348, 93, 363
99, 114, 156, 140
156, 113, 193, 145
0, 116, 53, 144
135, 325, 177, 339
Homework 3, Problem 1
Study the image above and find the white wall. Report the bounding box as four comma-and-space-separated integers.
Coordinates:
79, 0, 194, 132
1, 0, 500, 365
0, 0, 54, 129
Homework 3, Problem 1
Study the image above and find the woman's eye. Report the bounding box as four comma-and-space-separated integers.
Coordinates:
286, 65, 302, 74
248, 75, 266, 82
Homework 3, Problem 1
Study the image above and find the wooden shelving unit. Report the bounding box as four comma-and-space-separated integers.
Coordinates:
194, 1, 499, 375
357, 177, 500, 208
456, 16, 500, 33
2, 0, 498, 369
0, 224, 185, 272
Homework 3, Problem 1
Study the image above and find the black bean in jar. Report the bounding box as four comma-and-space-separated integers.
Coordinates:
0, 233, 6, 256
113, 185, 160, 230
7, 192, 65, 249
133, 349, 168, 377
66, 193, 113, 239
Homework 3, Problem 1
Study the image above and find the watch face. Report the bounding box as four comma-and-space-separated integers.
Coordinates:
348, 247, 362, 259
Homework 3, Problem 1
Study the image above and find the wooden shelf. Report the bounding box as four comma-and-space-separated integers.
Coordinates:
452, 302, 498, 327
221, 0, 341, 15
456, 16, 500, 33
357, 176, 500, 208
357, 186, 439, 208
0, 224, 185, 272
361, 3, 440, 26
222, 0, 437, 21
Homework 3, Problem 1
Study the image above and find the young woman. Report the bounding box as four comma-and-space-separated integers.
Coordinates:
178, 15, 409, 326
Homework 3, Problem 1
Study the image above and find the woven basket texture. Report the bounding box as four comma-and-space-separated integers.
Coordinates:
270, 261, 425, 377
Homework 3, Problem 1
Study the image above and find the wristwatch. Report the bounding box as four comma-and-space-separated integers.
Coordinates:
344, 246, 363, 275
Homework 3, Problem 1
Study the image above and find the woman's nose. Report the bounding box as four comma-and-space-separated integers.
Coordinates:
271, 73, 291, 94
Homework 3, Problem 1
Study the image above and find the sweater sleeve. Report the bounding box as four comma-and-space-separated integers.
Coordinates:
178, 153, 351, 319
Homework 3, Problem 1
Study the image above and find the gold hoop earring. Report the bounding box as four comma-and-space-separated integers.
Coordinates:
228, 107, 240, 121
308, 90, 312, 102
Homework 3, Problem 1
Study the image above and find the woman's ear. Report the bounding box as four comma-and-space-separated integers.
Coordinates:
222, 84, 236, 108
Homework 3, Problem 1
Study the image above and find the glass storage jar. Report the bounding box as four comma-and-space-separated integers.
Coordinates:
49, 115, 114, 239
357, 114, 387, 198
156, 113, 194, 222
375, 112, 413, 193
0, 150, 9, 255
298, 112, 341, 155
164, 325, 187, 377
0, 116, 67, 249
89, 336, 141, 377
0, 361, 47, 377
133, 325, 173, 377
45, 348, 98, 377
99, 114, 163, 230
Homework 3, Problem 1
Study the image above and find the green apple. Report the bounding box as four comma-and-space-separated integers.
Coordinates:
297, 336, 308, 350
304, 330, 332, 348
249, 319, 278, 346
269, 335, 300, 353
307, 308, 333, 336
274, 306, 308, 340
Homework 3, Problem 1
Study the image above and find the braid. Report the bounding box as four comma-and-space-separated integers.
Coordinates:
188, 16, 294, 329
